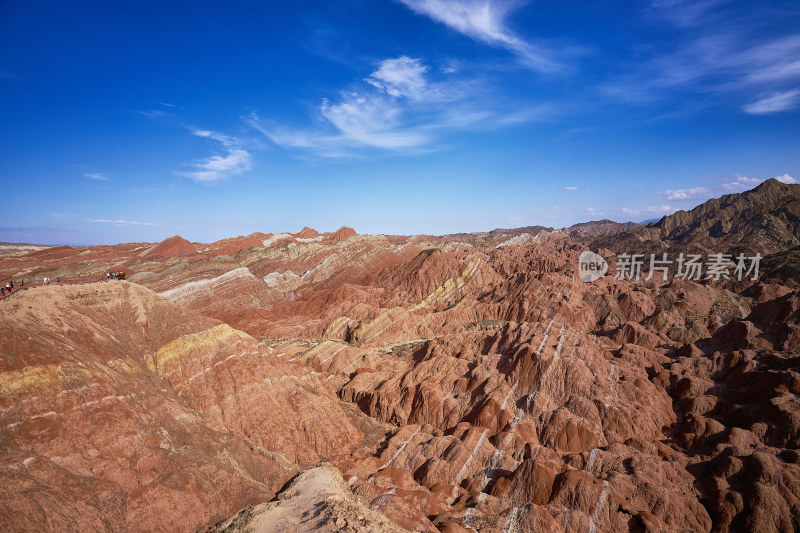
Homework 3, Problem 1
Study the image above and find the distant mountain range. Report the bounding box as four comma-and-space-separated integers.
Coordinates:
582, 178, 800, 284
641, 178, 800, 255
566, 219, 640, 236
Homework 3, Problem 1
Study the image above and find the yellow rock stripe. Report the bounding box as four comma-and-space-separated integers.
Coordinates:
152, 324, 252, 372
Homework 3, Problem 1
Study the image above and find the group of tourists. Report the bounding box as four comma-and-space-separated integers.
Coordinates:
1, 271, 125, 300
2, 280, 15, 297
1, 278, 38, 298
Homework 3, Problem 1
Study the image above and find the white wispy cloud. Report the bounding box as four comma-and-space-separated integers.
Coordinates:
396, 0, 560, 71
366, 56, 430, 100
647, 0, 728, 28
563, 186, 580, 191
321, 94, 430, 149
722, 175, 762, 192
249, 95, 432, 157
775, 173, 798, 184
743, 88, 800, 114
739, 36, 800, 84
136, 109, 168, 119
249, 55, 544, 157
621, 205, 673, 216
89, 218, 158, 227
645, 205, 673, 213
135, 102, 180, 120
660, 186, 709, 200
607, 34, 800, 101
722, 173, 797, 191
585, 207, 605, 216
604, 4, 800, 115
84, 172, 109, 181
177, 130, 252, 183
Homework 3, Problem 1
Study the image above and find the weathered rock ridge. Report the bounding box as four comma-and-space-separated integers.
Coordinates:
1, 184, 799, 532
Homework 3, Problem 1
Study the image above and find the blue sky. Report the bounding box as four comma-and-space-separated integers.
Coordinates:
1, 0, 799, 244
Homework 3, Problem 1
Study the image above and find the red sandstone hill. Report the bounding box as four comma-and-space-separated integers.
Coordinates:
141, 234, 197, 258
328, 225, 357, 242
296, 226, 320, 239
0, 282, 368, 531
1, 182, 799, 532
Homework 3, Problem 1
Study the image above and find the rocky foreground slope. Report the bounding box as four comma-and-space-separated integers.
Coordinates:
1, 181, 799, 532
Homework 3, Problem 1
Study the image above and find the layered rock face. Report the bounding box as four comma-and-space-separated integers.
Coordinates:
0, 282, 363, 531
1, 183, 800, 533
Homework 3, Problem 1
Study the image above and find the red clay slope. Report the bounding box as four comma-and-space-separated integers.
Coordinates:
141, 235, 197, 258
0, 282, 365, 532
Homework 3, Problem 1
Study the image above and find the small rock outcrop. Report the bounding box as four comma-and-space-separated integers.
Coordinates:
141, 234, 197, 258
230, 464, 413, 533
329, 225, 358, 242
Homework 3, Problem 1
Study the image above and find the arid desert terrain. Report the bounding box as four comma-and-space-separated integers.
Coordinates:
1, 178, 799, 532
